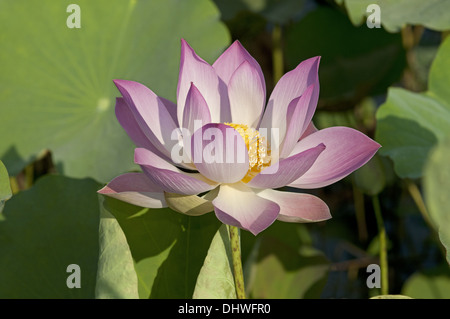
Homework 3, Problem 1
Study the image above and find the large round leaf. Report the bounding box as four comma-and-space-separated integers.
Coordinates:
0, 175, 145, 298
376, 37, 450, 178
0, 0, 229, 182
424, 138, 450, 265
95, 196, 139, 299
0, 161, 11, 212
193, 224, 236, 299
102, 196, 221, 298
402, 266, 450, 298
0, 176, 102, 298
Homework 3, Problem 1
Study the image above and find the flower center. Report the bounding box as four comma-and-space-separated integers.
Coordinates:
225, 123, 271, 182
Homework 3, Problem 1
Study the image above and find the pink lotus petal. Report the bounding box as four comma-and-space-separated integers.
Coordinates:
299, 121, 318, 140
135, 147, 217, 195
256, 189, 331, 223
191, 123, 249, 183
106, 39, 382, 234
114, 79, 178, 159
280, 83, 319, 158
182, 82, 212, 134
115, 97, 169, 160
178, 83, 212, 165
289, 127, 381, 189
212, 40, 265, 89
160, 96, 178, 125
212, 40, 265, 125
212, 183, 280, 235
228, 61, 266, 128
259, 56, 320, 142
98, 172, 167, 208
246, 143, 325, 189
177, 39, 224, 125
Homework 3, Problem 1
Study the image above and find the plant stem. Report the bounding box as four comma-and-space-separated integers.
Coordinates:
405, 179, 433, 228
229, 225, 246, 299
405, 179, 447, 258
272, 24, 284, 85
372, 195, 388, 295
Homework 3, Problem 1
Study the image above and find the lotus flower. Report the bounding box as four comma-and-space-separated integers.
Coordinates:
98, 39, 380, 235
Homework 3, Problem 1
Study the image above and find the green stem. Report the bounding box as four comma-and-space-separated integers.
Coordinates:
272, 24, 284, 85
229, 225, 246, 299
405, 179, 447, 258
405, 179, 433, 228
372, 195, 388, 295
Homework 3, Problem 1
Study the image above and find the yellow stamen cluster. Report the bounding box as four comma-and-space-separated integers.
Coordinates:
225, 123, 271, 182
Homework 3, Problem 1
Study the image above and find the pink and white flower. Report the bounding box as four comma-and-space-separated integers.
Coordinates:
98, 39, 380, 235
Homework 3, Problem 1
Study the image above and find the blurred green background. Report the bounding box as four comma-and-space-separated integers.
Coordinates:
1, 0, 450, 299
